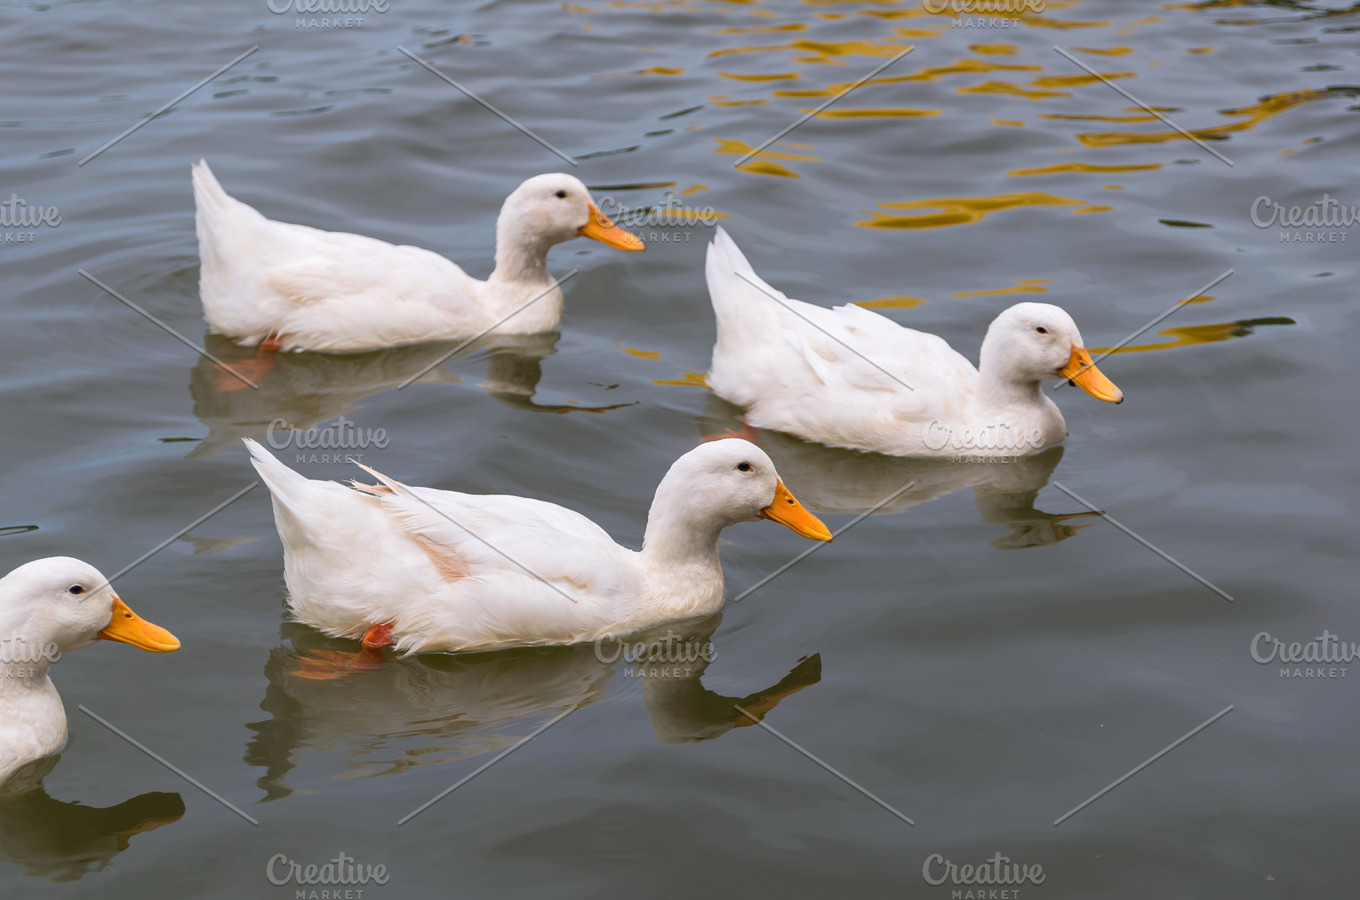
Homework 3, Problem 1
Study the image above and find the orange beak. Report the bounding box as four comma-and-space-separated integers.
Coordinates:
98, 596, 181, 653
577, 202, 645, 251
1059, 344, 1123, 404
760, 480, 833, 542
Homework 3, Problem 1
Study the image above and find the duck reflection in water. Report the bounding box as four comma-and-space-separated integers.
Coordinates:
700, 397, 1099, 550
0, 757, 183, 883
186, 332, 634, 458
246, 616, 819, 801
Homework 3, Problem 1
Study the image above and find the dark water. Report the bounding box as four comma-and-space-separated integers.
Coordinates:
1, 0, 1357, 896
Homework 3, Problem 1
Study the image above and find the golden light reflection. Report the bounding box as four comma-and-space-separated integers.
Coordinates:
955, 278, 1051, 298
654, 370, 710, 388
959, 81, 1071, 101
1041, 111, 1161, 123
621, 345, 663, 360
708, 96, 769, 107
1091, 318, 1294, 354
855, 296, 925, 309
1071, 46, 1134, 56
971, 43, 1021, 55
713, 138, 818, 162
1074, 88, 1337, 148
719, 71, 801, 82
1006, 161, 1161, 177
1030, 72, 1135, 89
804, 107, 940, 118
858, 192, 1106, 229
772, 57, 1039, 98
710, 39, 912, 65
709, 24, 810, 35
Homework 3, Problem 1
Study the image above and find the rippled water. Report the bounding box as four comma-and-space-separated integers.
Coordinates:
2, 0, 1357, 896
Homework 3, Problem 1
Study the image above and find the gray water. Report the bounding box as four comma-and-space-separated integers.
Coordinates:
1, 0, 1357, 896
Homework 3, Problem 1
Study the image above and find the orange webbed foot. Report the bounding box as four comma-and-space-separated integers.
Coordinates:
214, 335, 285, 392
291, 624, 396, 681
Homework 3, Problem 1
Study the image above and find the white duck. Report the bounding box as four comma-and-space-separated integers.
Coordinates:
245, 437, 831, 654
0, 558, 180, 785
705, 228, 1123, 458
192, 161, 645, 352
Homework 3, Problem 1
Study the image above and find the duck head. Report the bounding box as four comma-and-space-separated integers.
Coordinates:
646, 439, 832, 543
979, 302, 1123, 403
497, 173, 645, 254
0, 557, 181, 660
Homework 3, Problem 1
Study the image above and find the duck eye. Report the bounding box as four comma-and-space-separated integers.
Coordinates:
67, 585, 84, 596
1035, 326, 1048, 334
737, 462, 752, 472
555, 190, 567, 199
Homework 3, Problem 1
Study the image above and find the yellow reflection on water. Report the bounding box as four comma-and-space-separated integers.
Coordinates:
856, 296, 926, 309
1007, 161, 1161, 176
773, 57, 1038, 98
1041, 111, 1162, 123
710, 38, 912, 64
621, 345, 663, 360
1091, 318, 1295, 354
805, 107, 940, 118
960, 81, 1071, 101
713, 138, 817, 177
1074, 88, 1336, 148
955, 278, 1051, 298
654, 370, 710, 388
709, 24, 810, 35
1031, 71, 1135, 88
1070, 46, 1134, 56
858, 192, 1106, 229
719, 71, 800, 81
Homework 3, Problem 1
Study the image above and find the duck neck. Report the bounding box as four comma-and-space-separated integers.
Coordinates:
976, 336, 1052, 411
978, 368, 1046, 410
639, 502, 727, 619
484, 226, 564, 330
